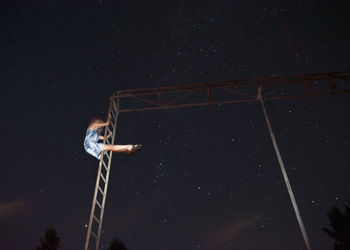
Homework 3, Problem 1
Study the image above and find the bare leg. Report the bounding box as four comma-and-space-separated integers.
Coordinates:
102, 144, 132, 153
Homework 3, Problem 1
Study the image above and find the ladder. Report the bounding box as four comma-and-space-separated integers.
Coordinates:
84, 98, 119, 250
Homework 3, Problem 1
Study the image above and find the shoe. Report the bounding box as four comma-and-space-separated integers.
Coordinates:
129, 144, 143, 154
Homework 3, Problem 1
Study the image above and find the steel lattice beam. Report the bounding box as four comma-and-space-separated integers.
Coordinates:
111, 70, 350, 112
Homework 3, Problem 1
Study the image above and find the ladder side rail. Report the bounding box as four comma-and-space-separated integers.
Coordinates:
96, 99, 119, 250
84, 147, 105, 250
85, 100, 118, 250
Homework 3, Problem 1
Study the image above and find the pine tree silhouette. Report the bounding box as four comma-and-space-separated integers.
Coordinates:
107, 238, 127, 250
323, 203, 350, 250
37, 227, 61, 250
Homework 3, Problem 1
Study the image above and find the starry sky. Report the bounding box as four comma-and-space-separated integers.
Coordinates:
1, 1, 350, 250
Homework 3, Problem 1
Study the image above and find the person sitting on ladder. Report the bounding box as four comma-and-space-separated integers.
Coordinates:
84, 114, 142, 159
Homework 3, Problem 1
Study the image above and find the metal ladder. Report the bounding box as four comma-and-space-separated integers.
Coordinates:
84, 98, 119, 250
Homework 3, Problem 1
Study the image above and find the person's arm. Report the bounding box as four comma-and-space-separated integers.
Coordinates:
90, 121, 109, 129
107, 131, 113, 138
99, 131, 112, 140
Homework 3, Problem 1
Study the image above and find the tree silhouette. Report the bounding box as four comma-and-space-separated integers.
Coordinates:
37, 227, 61, 250
323, 203, 350, 250
107, 238, 127, 250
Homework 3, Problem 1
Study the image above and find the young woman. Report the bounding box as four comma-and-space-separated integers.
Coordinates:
84, 114, 142, 159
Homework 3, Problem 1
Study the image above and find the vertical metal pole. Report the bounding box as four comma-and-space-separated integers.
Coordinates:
257, 86, 312, 250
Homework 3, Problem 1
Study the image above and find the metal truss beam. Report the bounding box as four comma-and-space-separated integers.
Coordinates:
111, 70, 350, 112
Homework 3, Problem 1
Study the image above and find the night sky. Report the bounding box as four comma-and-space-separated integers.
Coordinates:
1, 1, 350, 250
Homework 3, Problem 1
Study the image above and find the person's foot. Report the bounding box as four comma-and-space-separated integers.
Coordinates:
129, 144, 143, 154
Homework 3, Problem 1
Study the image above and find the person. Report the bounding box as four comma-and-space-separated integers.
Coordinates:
84, 114, 142, 159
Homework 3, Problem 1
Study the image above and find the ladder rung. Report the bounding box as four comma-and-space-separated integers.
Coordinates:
96, 200, 102, 209
102, 160, 108, 171
91, 231, 98, 239
112, 102, 118, 112
110, 120, 115, 130
112, 114, 118, 124
100, 174, 106, 183
93, 215, 100, 224
98, 186, 104, 195
110, 109, 116, 120
105, 152, 111, 161
107, 127, 112, 134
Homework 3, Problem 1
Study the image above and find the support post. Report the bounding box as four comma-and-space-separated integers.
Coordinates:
257, 86, 312, 250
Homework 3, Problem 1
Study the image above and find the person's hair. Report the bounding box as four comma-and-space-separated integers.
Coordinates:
89, 117, 103, 125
